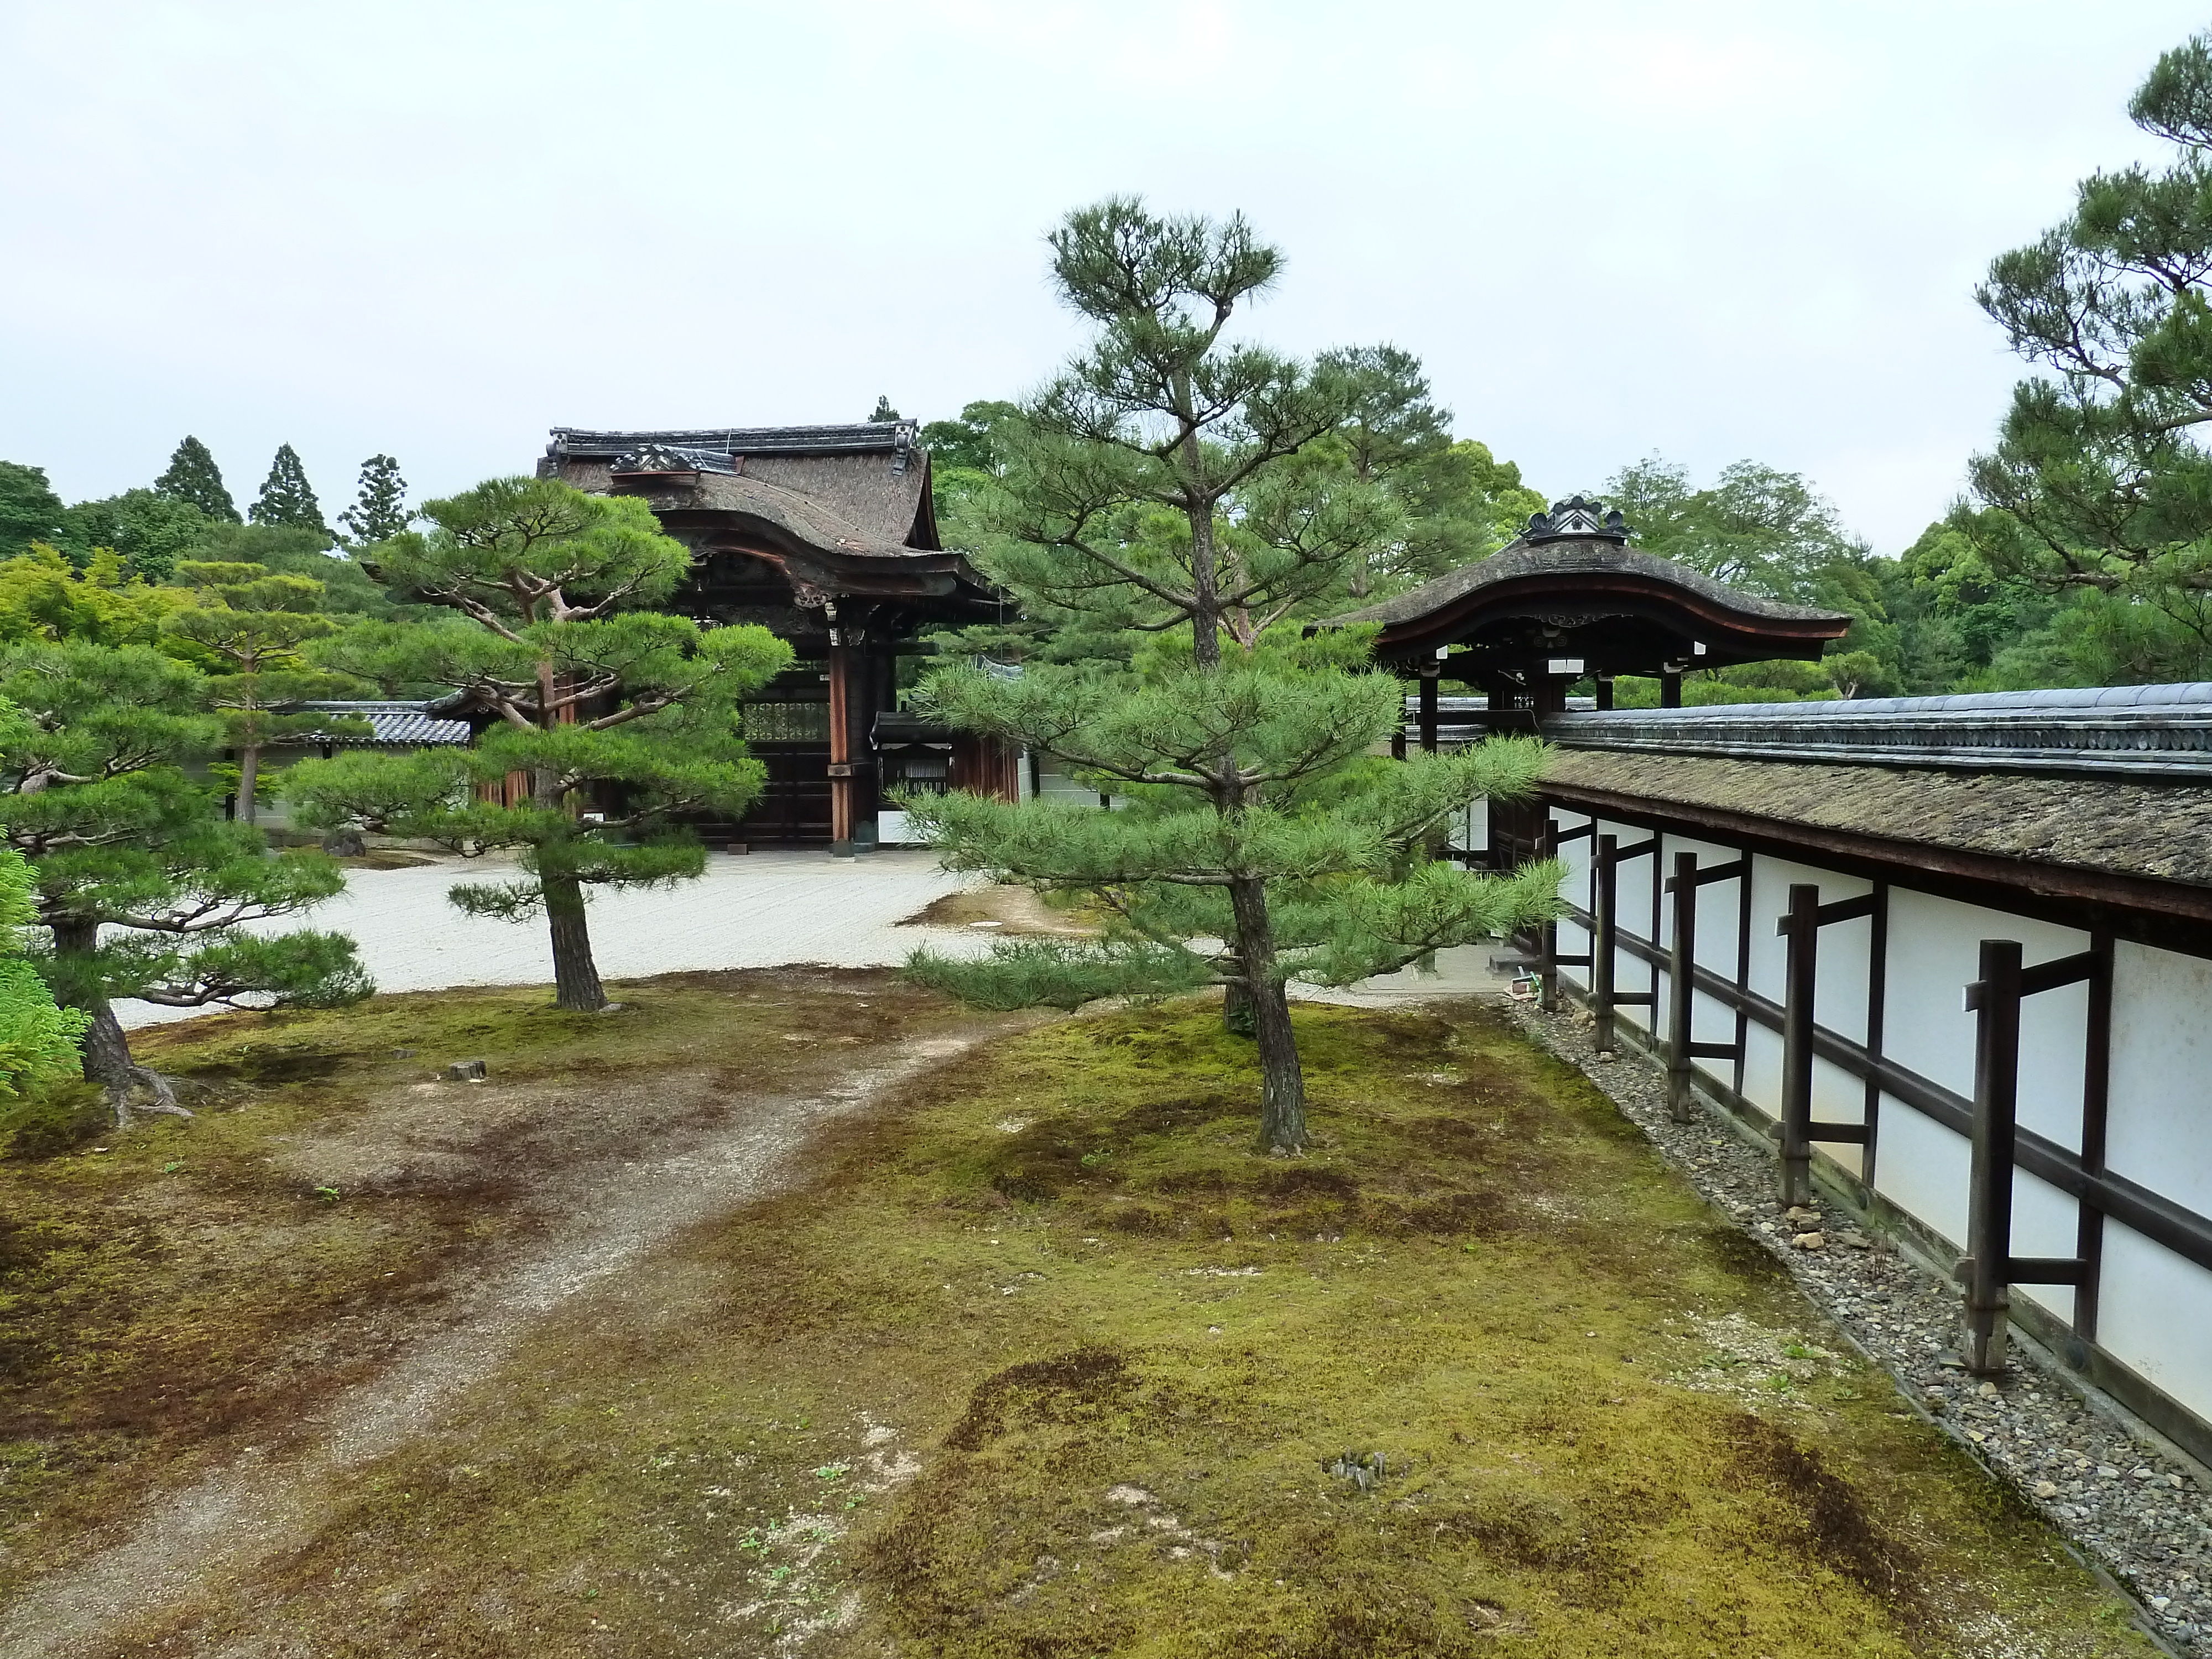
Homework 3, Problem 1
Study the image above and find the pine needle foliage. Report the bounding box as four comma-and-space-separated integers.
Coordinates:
907, 199, 1561, 1155
0, 643, 369, 1119
283, 477, 791, 1011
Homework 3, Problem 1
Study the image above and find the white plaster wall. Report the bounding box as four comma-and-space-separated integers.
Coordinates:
2009, 1168, 2081, 1327
1552, 812, 1592, 993
1881, 889, 2089, 1150
1872, 1094, 1970, 1249
2098, 1224, 2212, 1426
1742, 1019, 1784, 1117
1652, 835, 1739, 1046
1744, 855, 1874, 1046
2107, 942, 2212, 1217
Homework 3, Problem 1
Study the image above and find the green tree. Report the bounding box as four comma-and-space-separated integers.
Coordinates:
338, 455, 410, 546
179, 521, 411, 619
1, 641, 369, 1117
0, 462, 66, 558
59, 487, 210, 582
1964, 28, 2212, 677
283, 477, 791, 1011
0, 828, 87, 1099
868, 395, 902, 422
165, 561, 366, 824
249, 444, 328, 537
904, 200, 1558, 1154
155, 436, 241, 523
0, 544, 195, 646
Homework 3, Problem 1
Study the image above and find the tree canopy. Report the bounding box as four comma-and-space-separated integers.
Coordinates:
249, 444, 329, 537
905, 199, 1558, 1154
154, 436, 241, 523
286, 477, 791, 1011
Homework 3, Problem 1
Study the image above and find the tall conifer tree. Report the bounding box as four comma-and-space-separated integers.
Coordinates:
338, 455, 409, 545
249, 444, 328, 537
154, 436, 241, 523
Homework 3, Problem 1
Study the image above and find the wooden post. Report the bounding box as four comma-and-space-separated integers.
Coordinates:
1660, 670, 1683, 708
1595, 676, 1614, 712
1777, 883, 1820, 1206
1666, 851, 1697, 1122
1964, 939, 2024, 1374
827, 634, 854, 858
1418, 670, 1439, 753
1592, 833, 1618, 1053
1538, 819, 1560, 1012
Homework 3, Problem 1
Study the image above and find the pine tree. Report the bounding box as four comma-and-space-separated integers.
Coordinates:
154, 436, 241, 523
165, 562, 366, 823
904, 200, 1559, 1155
869, 395, 902, 422
338, 455, 410, 546
1, 643, 370, 1119
285, 477, 791, 1011
249, 444, 328, 536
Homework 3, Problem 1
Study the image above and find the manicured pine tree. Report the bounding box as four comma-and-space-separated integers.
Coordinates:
284, 477, 791, 1011
338, 455, 410, 546
249, 444, 328, 537
155, 436, 242, 523
904, 200, 1559, 1155
0, 643, 369, 1118
164, 562, 367, 823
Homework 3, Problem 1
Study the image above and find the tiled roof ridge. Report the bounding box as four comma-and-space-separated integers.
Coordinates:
1544, 683, 2212, 780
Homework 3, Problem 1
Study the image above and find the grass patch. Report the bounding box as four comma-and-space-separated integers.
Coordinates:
42, 992, 2156, 1657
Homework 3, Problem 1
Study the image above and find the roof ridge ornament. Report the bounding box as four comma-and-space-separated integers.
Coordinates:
1524, 495, 1629, 545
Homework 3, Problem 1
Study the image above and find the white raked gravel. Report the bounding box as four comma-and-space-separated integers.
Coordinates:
118, 848, 993, 1029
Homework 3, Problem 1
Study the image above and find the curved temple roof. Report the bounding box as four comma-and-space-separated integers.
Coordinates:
1322, 500, 1850, 679
540, 422, 997, 622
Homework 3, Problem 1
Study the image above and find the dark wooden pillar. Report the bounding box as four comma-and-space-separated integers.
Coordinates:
1660, 670, 1683, 708
1777, 884, 1820, 1205
1592, 833, 1618, 1053
1964, 939, 2023, 1372
1418, 670, 1439, 753
1666, 851, 1698, 1122
1538, 820, 1560, 1012
828, 636, 854, 858
1594, 676, 1614, 712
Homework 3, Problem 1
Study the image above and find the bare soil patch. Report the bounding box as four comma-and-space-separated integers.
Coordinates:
899, 884, 1097, 937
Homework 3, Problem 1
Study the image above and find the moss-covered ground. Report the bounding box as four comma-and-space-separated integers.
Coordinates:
0, 978, 2155, 1657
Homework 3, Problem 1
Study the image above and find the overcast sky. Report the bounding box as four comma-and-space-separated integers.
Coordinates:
3, 1, 2204, 554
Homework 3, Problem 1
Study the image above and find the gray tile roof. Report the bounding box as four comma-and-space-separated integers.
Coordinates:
1544, 683, 2212, 780
295, 701, 472, 747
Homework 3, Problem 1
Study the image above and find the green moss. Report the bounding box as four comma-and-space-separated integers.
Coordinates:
67, 994, 2154, 1656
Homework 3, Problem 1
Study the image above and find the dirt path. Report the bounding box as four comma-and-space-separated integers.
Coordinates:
0, 1022, 1020, 1659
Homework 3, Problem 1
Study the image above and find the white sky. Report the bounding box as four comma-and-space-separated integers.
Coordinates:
2, 1, 2203, 555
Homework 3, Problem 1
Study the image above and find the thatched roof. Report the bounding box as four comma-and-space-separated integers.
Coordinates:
1543, 747, 2212, 892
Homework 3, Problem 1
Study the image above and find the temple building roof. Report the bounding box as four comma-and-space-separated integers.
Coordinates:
1321, 496, 1851, 681
540, 421, 997, 626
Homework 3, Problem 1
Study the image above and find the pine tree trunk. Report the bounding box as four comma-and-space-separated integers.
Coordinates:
49, 917, 189, 1122
80, 1001, 138, 1097
542, 869, 607, 1011
1229, 876, 1307, 1154
237, 744, 261, 826
1222, 977, 1256, 1038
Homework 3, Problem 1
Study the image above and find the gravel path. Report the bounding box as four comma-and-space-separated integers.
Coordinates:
1505, 998, 2212, 1655
0, 1019, 1020, 1659
120, 849, 988, 1029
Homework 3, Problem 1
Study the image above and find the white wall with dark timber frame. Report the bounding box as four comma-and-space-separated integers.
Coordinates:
1531, 799, 2212, 1459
